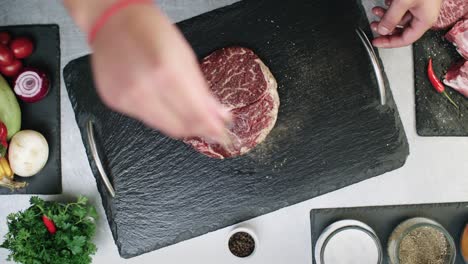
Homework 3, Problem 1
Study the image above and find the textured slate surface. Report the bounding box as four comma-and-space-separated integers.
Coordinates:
64, 0, 409, 258
414, 30, 468, 136
311, 202, 468, 264
0, 25, 61, 195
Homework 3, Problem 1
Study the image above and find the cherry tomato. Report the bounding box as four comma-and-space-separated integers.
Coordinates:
0, 44, 14, 66
10, 37, 34, 59
0, 59, 22, 77
0, 32, 11, 45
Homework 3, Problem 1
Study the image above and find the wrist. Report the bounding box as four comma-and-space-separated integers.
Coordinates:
64, 0, 120, 34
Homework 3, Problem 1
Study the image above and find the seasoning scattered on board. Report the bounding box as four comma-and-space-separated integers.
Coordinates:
398, 226, 451, 264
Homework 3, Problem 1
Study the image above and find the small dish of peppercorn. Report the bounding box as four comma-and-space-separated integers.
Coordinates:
227, 227, 258, 259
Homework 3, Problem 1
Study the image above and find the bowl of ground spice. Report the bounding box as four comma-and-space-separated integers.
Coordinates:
388, 217, 456, 264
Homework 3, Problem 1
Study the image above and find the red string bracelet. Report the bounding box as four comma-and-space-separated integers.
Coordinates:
88, 0, 153, 44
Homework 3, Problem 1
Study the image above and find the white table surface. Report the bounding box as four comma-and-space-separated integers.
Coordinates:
1, 1, 467, 263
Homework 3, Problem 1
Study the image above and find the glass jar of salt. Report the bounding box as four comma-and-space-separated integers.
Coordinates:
315, 220, 383, 264
388, 217, 456, 264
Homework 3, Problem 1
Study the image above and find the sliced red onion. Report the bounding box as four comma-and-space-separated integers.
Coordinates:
13, 68, 49, 103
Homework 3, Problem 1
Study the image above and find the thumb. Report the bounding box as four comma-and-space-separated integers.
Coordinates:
377, 1, 411, 35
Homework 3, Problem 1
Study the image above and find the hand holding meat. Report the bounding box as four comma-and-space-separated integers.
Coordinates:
371, 0, 443, 48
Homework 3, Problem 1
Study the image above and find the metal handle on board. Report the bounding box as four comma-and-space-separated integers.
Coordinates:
87, 120, 116, 198
356, 27, 387, 106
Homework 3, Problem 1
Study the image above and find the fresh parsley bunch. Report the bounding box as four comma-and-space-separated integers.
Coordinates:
1, 196, 98, 264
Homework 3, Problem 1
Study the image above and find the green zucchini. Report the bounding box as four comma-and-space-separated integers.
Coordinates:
0, 75, 21, 140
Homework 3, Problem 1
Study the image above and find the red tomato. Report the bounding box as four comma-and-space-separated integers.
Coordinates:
0, 59, 22, 77
0, 32, 11, 45
0, 44, 14, 66
10, 37, 34, 59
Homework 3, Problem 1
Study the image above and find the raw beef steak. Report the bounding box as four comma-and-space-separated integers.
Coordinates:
444, 60, 468, 97
432, 0, 468, 30
446, 18, 468, 59
185, 47, 279, 159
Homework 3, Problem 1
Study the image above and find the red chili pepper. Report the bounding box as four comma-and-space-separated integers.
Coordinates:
0, 122, 7, 148
428, 58, 459, 110
0, 122, 7, 157
42, 215, 57, 234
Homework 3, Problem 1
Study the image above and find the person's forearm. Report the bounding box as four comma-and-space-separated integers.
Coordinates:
63, 0, 119, 33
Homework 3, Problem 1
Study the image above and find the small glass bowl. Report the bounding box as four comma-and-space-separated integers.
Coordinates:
387, 217, 456, 264
314, 220, 383, 264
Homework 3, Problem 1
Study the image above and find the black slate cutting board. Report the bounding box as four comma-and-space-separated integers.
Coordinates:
64, 0, 409, 258
311, 203, 468, 264
0, 25, 61, 195
414, 30, 468, 136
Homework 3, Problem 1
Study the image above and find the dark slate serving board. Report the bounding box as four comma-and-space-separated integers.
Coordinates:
64, 0, 409, 258
311, 203, 468, 264
414, 30, 468, 136
0, 25, 61, 195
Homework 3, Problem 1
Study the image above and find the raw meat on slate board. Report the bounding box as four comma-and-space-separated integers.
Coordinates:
446, 18, 468, 59
444, 60, 468, 97
414, 30, 468, 136
433, 0, 468, 30
185, 47, 279, 159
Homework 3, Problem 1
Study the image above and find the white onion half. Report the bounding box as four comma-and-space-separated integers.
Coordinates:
8, 130, 49, 177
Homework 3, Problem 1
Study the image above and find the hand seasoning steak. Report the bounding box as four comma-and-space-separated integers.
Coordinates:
185, 47, 279, 159
432, 0, 468, 30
